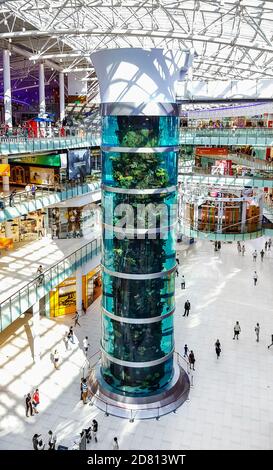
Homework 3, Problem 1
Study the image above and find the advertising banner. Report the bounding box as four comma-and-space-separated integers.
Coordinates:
0, 238, 13, 250
195, 147, 228, 157
29, 166, 55, 185
0, 164, 10, 177
68, 148, 91, 180
12, 154, 61, 167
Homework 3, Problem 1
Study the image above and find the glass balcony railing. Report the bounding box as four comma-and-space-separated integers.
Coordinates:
179, 128, 273, 146
178, 224, 264, 242
0, 180, 101, 223
178, 173, 273, 189
0, 237, 101, 332
0, 131, 101, 155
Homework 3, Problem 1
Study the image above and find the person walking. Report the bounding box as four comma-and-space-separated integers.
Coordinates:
48, 430, 57, 450
237, 241, 241, 253
184, 344, 189, 357
176, 256, 180, 265
36, 265, 44, 286
91, 419, 98, 443
53, 350, 60, 369
112, 437, 119, 450
242, 244, 245, 256
265, 241, 268, 251
9, 189, 16, 207
255, 323, 260, 343
25, 184, 31, 199
260, 249, 265, 261
217, 241, 221, 250
188, 350, 195, 370
253, 271, 258, 286
183, 300, 191, 317
32, 434, 41, 450
268, 238, 272, 250
64, 332, 70, 351
215, 339, 221, 359
252, 250, 257, 261
37, 438, 45, 450
31, 184, 37, 199
73, 311, 81, 327
32, 388, 40, 414
233, 321, 241, 340
81, 378, 88, 404
175, 265, 179, 277
68, 326, 75, 344
82, 300, 86, 315
214, 241, 218, 251
83, 336, 90, 356
181, 275, 185, 290
26, 393, 34, 417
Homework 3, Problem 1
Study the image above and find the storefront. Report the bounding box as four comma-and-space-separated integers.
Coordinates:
179, 184, 263, 235
49, 266, 101, 317
48, 203, 100, 239
10, 153, 66, 186
83, 266, 101, 308
0, 209, 45, 243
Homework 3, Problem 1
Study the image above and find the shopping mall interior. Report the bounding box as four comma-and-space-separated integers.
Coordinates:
0, 0, 273, 452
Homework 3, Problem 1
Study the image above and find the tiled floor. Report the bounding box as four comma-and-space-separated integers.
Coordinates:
1, 237, 273, 450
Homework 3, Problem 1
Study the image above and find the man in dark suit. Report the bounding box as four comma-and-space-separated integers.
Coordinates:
183, 300, 191, 317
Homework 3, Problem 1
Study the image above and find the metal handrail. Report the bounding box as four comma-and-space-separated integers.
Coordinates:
81, 350, 101, 378
180, 127, 273, 136
0, 236, 102, 332
178, 213, 263, 235
0, 180, 101, 209
85, 350, 191, 420
0, 126, 97, 140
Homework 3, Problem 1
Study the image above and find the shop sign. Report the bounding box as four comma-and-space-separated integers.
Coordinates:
0, 164, 10, 177
195, 147, 228, 157
29, 166, 55, 185
0, 237, 13, 249
12, 154, 61, 167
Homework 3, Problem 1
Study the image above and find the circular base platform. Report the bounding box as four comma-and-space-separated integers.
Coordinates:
88, 362, 190, 420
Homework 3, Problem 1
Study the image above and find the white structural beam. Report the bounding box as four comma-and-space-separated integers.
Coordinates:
177, 79, 273, 102
1, 28, 273, 54
39, 62, 46, 116
3, 50, 12, 128
59, 71, 65, 122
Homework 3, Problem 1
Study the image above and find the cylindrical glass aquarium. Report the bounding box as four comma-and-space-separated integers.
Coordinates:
90, 48, 191, 416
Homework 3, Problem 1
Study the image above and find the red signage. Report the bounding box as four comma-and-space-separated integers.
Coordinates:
195, 147, 228, 157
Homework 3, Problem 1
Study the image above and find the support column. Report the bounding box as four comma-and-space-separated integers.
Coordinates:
2, 157, 9, 192
39, 62, 46, 116
5, 220, 13, 238
3, 49, 12, 129
32, 301, 41, 363
241, 198, 247, 233
76, 268, 83, 313
216, 201, 224, 233
59, 72, 65, 123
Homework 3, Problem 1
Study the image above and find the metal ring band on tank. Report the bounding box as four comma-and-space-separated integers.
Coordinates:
102, 184, 177, 195
103, 222, 177, 235
102, 306, 175, 324
102, 265, 177, 280
100, 102, 179, 117
102, 146, 180, 153
101, 347, 174, 368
